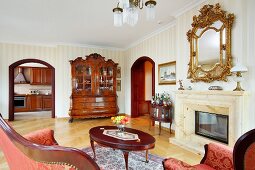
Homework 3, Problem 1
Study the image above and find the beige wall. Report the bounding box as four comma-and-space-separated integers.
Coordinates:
124, 26, 177, 115
0, 44, 125, 119
124, 0, 255, 130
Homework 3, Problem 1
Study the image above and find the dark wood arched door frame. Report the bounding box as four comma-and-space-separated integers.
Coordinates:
9, 59, 55, 121
131, 56, 155, 118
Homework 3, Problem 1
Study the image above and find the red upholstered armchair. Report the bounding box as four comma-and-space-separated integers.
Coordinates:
163, 143, 234, 170
233, 129, 255, 170
163, 128, 255, 170
0, 114, 99, 170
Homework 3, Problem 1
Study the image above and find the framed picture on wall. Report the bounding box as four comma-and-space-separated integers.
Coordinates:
117, 80, 121, 91
158, 61, 176, 85
116, 67, 121, 78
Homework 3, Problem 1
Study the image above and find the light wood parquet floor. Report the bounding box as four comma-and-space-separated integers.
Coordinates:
0, 113, 202, 169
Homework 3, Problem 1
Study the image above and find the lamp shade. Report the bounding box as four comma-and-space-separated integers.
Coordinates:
230, 63, 248, 73
113, 7, 123, 27
145, 0, 156, 20
119, 0, 129, 8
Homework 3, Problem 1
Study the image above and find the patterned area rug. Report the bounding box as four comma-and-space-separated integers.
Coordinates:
82, 145, 164, 170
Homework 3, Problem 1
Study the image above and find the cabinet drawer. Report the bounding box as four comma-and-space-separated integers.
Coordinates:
72, 97, 116, 103
72, 102, 116, 109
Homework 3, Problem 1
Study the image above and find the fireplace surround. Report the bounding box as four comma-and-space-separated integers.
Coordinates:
171, 90, 249, 154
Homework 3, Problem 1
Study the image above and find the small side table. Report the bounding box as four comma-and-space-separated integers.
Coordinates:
149, 104, 172, 135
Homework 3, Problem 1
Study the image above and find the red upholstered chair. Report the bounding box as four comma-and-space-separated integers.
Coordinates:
0, 114, 99, 170
233, 129, 255, 170
163, 142, 234, 170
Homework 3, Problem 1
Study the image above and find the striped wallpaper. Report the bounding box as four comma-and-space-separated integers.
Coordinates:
0, 44, 125, 118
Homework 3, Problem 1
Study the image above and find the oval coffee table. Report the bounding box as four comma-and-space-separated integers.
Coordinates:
89, 126, 156, 170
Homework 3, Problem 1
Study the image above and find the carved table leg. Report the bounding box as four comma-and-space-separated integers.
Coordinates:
90, 139, 96, 160
170, 122, 172, 134
145, 150, 149, 163
122, 150, 129, 170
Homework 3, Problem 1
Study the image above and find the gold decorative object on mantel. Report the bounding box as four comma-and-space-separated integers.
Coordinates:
187, 3, 235, 83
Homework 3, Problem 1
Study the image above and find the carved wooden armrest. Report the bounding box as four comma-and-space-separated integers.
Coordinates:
163, 158, 196, 170
23, 129, 59, 146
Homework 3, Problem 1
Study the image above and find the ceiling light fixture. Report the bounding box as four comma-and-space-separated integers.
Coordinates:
113, 0, 157, 27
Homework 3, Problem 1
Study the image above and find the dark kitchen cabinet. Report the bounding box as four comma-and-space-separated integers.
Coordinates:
14, 95, 52, 113
30, 68, 52, 85
41, 69, 52, 84
42, 96, 52, 110
30, 68, 41, 85
30, 95, 43, 111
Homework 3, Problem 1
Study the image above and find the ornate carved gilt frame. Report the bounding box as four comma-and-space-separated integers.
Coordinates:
187, 3, 234, 82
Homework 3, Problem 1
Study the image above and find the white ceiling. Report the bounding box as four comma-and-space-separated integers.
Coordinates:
0, 0, 204, 49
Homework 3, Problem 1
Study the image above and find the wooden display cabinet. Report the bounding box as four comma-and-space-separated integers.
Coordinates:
69, 53, 119, 122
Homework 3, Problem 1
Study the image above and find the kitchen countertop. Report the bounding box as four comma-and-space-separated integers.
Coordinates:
14, 94, 52, 96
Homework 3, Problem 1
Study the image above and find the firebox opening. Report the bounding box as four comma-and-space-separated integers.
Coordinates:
195, 111, 228, 144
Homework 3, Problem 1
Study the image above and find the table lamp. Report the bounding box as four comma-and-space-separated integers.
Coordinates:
230, 63, 248, 91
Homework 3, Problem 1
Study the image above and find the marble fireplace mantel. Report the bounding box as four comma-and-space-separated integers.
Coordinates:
170, 90, 249, 154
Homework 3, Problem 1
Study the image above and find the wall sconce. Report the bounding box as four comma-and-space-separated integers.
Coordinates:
230, 63, 248, 91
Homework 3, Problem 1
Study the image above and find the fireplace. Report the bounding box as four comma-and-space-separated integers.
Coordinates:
195, 111, 228, 144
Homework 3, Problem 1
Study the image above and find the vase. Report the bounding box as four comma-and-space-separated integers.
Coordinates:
116, 124, 125, 136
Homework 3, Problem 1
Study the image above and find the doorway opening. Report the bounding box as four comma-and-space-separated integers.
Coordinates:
131, 57, 155, 118
9, 59, 55, 121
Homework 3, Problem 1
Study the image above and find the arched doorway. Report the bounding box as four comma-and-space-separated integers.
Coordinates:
131, 57, 155, 118
9, 59, 55, 121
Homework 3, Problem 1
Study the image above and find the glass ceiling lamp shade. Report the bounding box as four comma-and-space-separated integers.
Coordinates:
230, 63, 248, 91
119, 0, 130, 8
124, 7, 139, 26
113, 0, 156, 27
145, 0, 156, 20
113, 6, 123, 27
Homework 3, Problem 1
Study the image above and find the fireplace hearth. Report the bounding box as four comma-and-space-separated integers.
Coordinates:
195, 111, 228, 144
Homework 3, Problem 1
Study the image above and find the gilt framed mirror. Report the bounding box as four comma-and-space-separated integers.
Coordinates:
187, 3, 234, 82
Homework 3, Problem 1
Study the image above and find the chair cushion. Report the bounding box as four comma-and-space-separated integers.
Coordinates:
194, 164, 215, 170
163, 157, 195, 170
23, 129, 58, 146
244, 142, 255, 170
204, 143, 233, 170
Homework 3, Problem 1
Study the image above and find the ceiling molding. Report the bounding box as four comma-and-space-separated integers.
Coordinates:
56, 43, 125, 51
173, 0, 207, 17
125, 21, 176, 50
0, 41, 125, 51
0, 41, 58, 48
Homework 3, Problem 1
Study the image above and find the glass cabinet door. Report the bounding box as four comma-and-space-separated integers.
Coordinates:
98, 66, 114, 94
74, 65, 84, 90
84, 66, 92, 92
74, 64, 92, 94
107, 67, 114, 91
